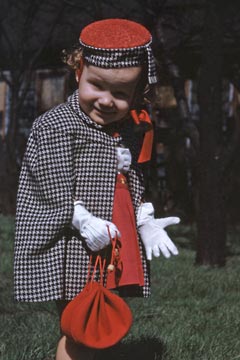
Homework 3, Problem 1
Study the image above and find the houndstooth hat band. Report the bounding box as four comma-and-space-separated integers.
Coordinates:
79, 19, 158, 84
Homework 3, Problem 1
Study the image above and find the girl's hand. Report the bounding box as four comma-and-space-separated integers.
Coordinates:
137, 202, 180, 260
72, 202, 120, 251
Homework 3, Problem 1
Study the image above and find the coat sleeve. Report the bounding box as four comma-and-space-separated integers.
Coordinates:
15, 123, 76, 252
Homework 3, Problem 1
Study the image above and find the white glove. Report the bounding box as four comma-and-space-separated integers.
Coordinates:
116, 147, 132, 173
72, 201, 120, 252
137, 202, 180, 260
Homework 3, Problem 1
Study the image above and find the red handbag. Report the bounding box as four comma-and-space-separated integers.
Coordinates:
61, 235, 133, 349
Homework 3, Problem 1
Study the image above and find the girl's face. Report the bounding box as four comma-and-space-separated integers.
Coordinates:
77, 64, 142, 126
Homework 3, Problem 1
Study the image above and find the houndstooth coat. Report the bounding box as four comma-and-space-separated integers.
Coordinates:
14, 90, 150, 302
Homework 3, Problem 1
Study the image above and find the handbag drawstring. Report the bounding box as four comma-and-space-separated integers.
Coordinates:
87, 226, 122, 286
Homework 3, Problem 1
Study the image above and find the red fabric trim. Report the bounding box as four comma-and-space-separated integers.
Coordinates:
131, 109, 153, 163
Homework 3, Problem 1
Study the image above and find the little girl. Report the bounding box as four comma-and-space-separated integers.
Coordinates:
14, 18, 179, 360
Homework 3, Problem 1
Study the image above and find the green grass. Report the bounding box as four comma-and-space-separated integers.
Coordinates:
1, 216, 240, 360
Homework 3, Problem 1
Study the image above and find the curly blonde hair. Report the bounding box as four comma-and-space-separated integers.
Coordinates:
62, 46, 83, 70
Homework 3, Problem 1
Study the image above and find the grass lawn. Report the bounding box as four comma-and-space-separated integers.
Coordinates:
1, 215, 240, 360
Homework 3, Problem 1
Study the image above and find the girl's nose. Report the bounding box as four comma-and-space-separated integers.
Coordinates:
98, 92, 114, 107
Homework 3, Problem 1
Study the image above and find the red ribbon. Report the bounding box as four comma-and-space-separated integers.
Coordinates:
130, 109, 153, 163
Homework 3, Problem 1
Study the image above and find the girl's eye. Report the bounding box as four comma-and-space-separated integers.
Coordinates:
91, 82, 103, 90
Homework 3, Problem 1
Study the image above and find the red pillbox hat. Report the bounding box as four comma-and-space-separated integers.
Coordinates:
79, 18, 157, 84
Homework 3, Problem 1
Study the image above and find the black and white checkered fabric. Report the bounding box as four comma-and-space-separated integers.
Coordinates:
14, 90, 151, 302
80, 40, 158, 84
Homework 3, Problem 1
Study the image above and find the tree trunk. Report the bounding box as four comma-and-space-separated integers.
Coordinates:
196, 1, 226, 266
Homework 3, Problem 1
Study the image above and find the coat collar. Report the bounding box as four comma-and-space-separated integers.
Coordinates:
67, 90, 130, 141
67, 90, 103, 130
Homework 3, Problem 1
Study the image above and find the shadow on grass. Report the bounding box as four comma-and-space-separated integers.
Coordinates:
96, 337, 165, 360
